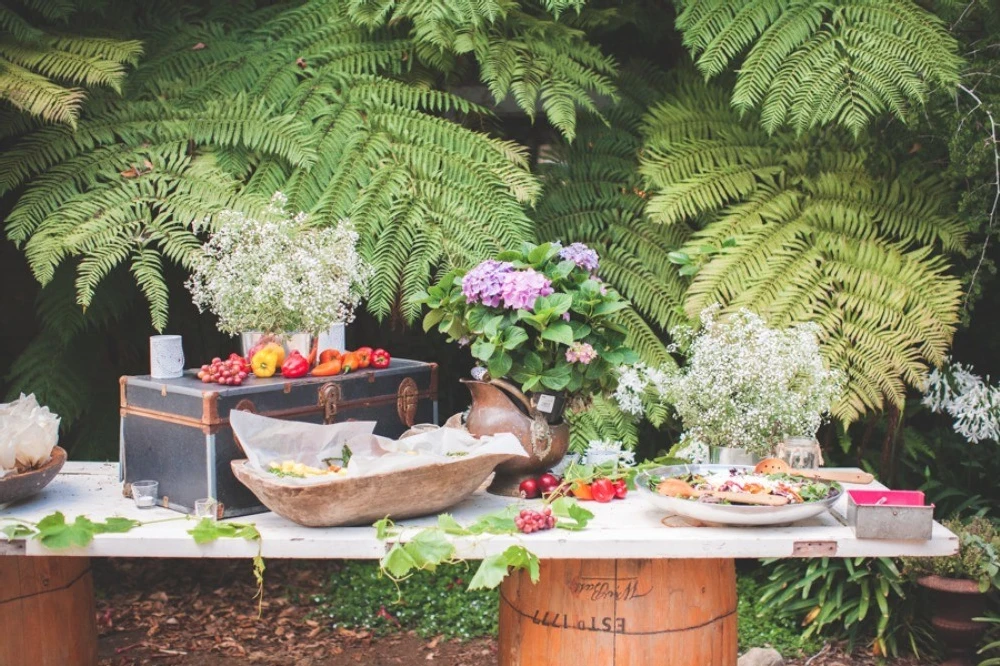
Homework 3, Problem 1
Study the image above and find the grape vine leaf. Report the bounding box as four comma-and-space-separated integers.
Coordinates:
1, 523, 35, 540
35, 512, 100, 548
550, 497, 594, 531
381, 529, 457, 578
95, 517, 141, 534
436, 513, 469, 535
407, 530, 456, 568
469, 545, 540, 590
383, 543, 420, 578
374, 517, 397, 539
187, 518, 260, 544
464, 506, 519, 535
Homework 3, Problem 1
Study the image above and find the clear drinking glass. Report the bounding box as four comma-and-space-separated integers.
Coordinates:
194, 498, 219, 521
775, 437, 823, 469
131, 480, 158, 509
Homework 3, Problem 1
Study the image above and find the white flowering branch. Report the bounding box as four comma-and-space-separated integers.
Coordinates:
186, 193, 371, 336
614, 306, 843, 458
923, 361, 1000, 443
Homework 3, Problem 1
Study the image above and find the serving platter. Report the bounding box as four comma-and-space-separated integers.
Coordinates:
635, 463, 842, 527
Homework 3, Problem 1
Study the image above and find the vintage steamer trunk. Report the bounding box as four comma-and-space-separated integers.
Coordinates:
120, 359, 438, 517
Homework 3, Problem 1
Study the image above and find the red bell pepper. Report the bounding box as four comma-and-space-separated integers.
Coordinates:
280, 351, 310, 378
371, 348, 391, 369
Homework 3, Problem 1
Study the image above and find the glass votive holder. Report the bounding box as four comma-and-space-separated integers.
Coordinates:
131, 480, 158, 509
775, 437, 824, 469
194, 497, 219, 521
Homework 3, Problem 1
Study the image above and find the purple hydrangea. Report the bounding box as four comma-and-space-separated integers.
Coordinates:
500, 269, 553, 311
559, 242, 599, 274
566, 342, 598, 364
461, 260, 514, 307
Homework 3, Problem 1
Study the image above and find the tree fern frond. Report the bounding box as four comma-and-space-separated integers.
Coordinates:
566, 394, 640, 452
0, 3, 140, 125
674, 0, 962, 135
641, 79, 965, 422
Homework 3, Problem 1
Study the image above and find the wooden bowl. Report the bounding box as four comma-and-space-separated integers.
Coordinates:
231, 453, 518, 527
0, 446, 67, 505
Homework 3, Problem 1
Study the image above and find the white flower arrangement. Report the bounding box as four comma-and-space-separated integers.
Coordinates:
186, 193, 371, 336
922, 361, 1000, 443
584, 439, 636, 467
617, 306, 843, 458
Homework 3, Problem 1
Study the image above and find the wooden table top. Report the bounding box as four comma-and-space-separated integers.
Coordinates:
0, 462, 957, 560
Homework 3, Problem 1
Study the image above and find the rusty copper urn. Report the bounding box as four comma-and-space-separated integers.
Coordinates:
462, 379, 569, 496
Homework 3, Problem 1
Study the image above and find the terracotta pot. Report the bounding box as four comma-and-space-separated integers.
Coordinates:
462, 379, 569, 496
917, 575, 989, 666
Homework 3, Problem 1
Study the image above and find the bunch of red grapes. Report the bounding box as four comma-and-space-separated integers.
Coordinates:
197, 354, 250, 385
515, 507, 556, 534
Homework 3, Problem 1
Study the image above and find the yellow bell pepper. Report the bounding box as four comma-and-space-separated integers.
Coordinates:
251, 343, 284, 378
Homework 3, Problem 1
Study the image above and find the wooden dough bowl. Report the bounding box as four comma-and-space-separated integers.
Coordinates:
231, 453, 518, 527
0, 446, 67, 505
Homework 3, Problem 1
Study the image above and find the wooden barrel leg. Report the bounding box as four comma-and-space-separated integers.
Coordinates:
499, 558, 737, 666
0, 556, 98, 666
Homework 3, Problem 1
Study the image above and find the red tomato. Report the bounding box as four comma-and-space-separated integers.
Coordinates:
612, 479, 628, 499
590, 478, 615, 503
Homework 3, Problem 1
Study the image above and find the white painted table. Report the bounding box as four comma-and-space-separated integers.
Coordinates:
0, 463, 958, 666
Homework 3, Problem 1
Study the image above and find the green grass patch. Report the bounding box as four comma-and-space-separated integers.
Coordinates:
308, 561, 498, 640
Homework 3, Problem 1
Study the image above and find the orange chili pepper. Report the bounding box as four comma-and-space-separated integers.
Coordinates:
571, 482, 593, 501
311, 359, 343, 376
340, 352, 361, 374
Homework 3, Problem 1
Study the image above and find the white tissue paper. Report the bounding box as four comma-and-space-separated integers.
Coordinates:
229, 410, 527, 486
0, 393, 60, 477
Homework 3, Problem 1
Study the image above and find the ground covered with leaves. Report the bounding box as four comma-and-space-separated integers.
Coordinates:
93, 558, 925, 666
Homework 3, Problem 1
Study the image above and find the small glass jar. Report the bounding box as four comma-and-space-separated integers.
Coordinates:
775, 437, 823, 469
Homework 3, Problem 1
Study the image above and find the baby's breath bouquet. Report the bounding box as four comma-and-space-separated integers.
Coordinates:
619, 306, 843, 458
186, 193, 371, 336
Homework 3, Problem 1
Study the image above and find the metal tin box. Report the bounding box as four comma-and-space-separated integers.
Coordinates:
846, 489, 933, 540
120, 359, 438, 517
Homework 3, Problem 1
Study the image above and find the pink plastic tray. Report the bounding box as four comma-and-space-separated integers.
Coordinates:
847, 489, 928, 506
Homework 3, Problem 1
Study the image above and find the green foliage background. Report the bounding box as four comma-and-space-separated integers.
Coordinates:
1, 0, 999, 501
3, 0, 1000, 657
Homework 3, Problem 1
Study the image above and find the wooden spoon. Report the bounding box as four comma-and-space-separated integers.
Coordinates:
754, 457, 873, 484
656, 478, 790, 506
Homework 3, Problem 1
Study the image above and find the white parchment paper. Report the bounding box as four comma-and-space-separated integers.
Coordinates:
230, 410, 526, 485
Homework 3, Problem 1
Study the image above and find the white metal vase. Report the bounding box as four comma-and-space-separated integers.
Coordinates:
240, 323, 345, 359
708, 446, 763, 466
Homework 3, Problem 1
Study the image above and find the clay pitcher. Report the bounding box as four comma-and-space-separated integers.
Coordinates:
462, 379, 569, 496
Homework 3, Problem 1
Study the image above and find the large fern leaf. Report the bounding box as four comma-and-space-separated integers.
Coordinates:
0, 1, 141, 126
640, 80, 966, 422
346, 0, 618, 140
673, 0, 962, 135
4, 0, 541, 329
